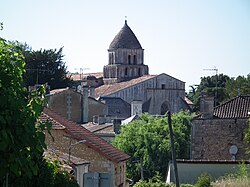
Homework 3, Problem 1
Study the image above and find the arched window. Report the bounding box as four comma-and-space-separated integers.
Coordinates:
125, 68, 128, 76
138, 68, 141, 76
128, 55, 131, 64
133, 55, 137, 64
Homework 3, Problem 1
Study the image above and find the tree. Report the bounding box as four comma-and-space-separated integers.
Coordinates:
0, 37, 47, 184
10, 41, 72, 90
112, 111, 193, 182
225, 74, 250, 98
187, 74, 230, 111
0, 38, 77, 186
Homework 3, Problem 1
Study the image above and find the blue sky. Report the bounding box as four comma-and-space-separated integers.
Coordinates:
1, 0, 249, 91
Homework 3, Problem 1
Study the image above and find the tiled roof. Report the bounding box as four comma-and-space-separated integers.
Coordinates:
67, 72, 103, 81
42, 108, 130, 163
109, 20, 142, 50
214, 96, 250, 119
49, 88, 69, 95
82, 122, 114, 133
40, 112, 65, 130
96, 74, 157, 97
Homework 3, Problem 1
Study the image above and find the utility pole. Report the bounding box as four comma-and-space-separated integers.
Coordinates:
167, 111, 179, 187
203, 67, 218, 105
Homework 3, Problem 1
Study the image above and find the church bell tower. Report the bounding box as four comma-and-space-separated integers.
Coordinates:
103, 20, 149, 84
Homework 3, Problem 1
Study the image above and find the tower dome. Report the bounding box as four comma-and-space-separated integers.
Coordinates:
109, 20, 142, 50
104, 20, 148, 84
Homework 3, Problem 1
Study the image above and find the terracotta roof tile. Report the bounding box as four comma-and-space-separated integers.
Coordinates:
43, 108, 130, 163
67, 72, 103, 81
96, 74, 157, 97
214, 96, 250, 118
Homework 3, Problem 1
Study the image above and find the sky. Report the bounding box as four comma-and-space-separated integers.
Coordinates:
1, 0, 249, 91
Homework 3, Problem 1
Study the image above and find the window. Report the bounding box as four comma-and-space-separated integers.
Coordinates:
128, 55, 131, 64
133, 55, 137, 64
125, 68, 128, 76
161, 84, 166, 89
138, 68, 141, 76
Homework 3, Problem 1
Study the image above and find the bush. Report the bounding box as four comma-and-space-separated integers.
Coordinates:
133, 180, 173, 187
195, 173, 212, 187
180, 184, 195, 187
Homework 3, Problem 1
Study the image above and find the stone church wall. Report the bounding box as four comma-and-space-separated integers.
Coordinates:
191, 118, 249, 160
107, 74, 185, 114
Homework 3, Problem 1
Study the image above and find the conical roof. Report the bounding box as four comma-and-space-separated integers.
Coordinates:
109, 20, 142, 50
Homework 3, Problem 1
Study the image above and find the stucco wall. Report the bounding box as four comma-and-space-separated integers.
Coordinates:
191, 118, 249, 160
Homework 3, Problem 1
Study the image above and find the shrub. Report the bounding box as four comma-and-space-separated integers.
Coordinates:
195, 173, 212, 187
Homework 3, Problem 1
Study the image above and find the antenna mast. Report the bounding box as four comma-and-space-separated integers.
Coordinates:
203, 67, 218, 105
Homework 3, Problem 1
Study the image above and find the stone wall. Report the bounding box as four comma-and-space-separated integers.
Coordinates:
107, 74, 185, 114
47, 89, 107, 124
191, 118, 249, 160
45, 129, 127, 187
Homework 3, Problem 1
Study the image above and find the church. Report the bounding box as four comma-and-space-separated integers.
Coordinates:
71, 20, 190, 119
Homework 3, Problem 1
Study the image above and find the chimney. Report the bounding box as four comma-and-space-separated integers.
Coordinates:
113, 119, 122, 134
131, 100, 142, 116
89, 86, 95, 98
200, 93, 214, 119
81, 82, 89, 123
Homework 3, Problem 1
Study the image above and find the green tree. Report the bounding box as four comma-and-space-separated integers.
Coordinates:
225, 74, 250, 98
188, 74, 230, 111
112, 111, 193, 182
0, 38, 77, 186
10, 41, 72, 90
0, 37, 47, 184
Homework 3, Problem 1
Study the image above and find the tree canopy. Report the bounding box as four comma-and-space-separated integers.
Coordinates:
112, 111, 193, 182
187, 73, 250, 112
10, 41, 72, 90
0, 37, 77, 186
24, 47, 72, 90
0, 37, 47, 183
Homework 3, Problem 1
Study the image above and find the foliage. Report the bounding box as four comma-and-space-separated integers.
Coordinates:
0, 37, 46, 184
225, 74, 250, 99
112, 111, 193, 182
187, 74, 230, 111
195, 173, 212, 187
180, 184, 195, 187
0, 37, 77, 186
212, 163, 250, 187
133, 180, 173, 187
244, 120, 250, 144
11, 41, 72, 89
9, 158, 78, 187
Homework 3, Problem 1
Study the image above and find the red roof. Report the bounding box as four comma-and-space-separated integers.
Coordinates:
96, 74, 157, 97
42, 108, 130, 163
68, 72, 103, 81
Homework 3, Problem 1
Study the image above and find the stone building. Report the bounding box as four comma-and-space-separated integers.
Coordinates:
67, 20, 191, 120
191, 95, 250, 160
42, 107, 130, 187
46, 86, 106, 123
89, 21, 190, 115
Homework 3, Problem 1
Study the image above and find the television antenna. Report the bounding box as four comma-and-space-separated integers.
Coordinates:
26, 68, 51, 84
203, 67, 218, 105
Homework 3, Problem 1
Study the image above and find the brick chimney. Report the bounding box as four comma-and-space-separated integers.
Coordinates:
200, 93, 214, 119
